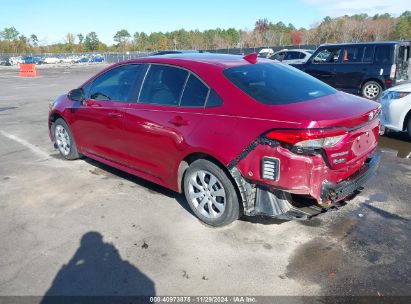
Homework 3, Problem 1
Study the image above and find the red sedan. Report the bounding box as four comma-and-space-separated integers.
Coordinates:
48, 53, 381, 226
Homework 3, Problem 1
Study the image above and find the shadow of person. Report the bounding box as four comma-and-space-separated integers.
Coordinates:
41, 231, 155, 302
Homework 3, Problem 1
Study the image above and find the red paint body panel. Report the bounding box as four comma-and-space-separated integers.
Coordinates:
49, 54, 380, 202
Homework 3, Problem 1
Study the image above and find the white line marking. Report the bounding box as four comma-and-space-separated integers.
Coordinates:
0, 130, 51, 159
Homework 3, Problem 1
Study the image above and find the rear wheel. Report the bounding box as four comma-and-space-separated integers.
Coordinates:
183, 159, 240, 227
362, 81, 382, 100
54, 118, 80, 160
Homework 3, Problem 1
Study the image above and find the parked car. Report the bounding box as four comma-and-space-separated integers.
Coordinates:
9, 56, 24, 65
0, 57, 11, 66
43, 57, 62, 64
380, 82, 411, 137
23, 56, 43, 64
292, 41, 410, 100
48, 53, 381, 226
61, 56, 80, 64
89, 55, 105, 62
269, 49, 314, 64
258, 48, 274, 58
78, 56, 90, 63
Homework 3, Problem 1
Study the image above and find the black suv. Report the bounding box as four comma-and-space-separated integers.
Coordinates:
292, 41, 410, 99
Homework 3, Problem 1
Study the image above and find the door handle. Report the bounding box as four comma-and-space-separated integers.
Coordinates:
107, 112, 123, 118
168, 116, 189, 126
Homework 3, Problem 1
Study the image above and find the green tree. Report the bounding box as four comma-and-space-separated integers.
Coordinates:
84, 32, 99, 51
30, 34, 38, 47
1, 26, 20, 41
395, 11, 411, 39
113, 29, 131, 50
77, 33, 84, 44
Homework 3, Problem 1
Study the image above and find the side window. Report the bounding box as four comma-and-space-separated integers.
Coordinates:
312, 48, 341, 63
272, 52, 285, 61
139, 65, 188, 106
374, 45, 392, 64
82, 82, 92, 98
180, 74, 209, 107
285, 52, 299, 60
299, 52, 307, 59
343, 47, 364, 63
88, 65, 142, 102
362, 46, 374, 62
206, 89, 223, 107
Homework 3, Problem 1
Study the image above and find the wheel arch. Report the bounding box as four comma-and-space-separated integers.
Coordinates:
49, 111, 65, 139
403, 109, 411, 131
176, 152, 242, 212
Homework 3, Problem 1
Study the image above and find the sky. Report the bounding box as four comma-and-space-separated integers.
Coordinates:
1, 0, 410, 45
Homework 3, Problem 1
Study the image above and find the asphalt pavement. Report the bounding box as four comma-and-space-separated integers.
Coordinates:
0, 64, 410, 297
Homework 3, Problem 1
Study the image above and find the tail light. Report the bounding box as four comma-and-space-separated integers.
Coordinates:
265, 128, 347, 149
390, 64, 396, 79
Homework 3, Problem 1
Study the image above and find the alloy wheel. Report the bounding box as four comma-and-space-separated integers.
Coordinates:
55, 124, 71, 156
187, 170, 226, 219
364, 83, 380, 99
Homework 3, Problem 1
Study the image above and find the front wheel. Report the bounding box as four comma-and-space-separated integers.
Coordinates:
54, 118, 80, 160
183, 159, 241, 227
362, 81, 382, 100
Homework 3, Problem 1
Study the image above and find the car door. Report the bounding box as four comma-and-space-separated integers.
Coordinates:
305, 47, 342, 87
70, 64, 144, 163
334, 45, 367, 91
123, 64, 208, 184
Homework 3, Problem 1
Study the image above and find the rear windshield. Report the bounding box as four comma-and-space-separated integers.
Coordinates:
223, 63, 336, 105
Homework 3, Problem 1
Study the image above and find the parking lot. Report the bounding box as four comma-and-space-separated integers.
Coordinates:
0, 64, 410, 297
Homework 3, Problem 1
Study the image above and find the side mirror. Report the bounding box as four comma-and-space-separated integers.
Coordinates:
68, 88, 85, 102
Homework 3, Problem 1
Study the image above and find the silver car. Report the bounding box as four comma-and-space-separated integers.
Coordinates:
380, 82, 411, 137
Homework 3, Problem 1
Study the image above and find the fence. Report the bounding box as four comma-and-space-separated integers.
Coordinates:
0, 45, 320, 65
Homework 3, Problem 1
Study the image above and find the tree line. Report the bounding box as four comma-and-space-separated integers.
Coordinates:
0, 11, 410, 54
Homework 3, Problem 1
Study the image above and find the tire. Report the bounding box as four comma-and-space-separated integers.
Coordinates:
53, 118, 80, 160
362, 81, 382, 100
407, 116, 411, 138
183, 159, 241, 227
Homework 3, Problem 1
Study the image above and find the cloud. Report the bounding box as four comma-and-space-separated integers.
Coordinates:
303, 0, 409, 17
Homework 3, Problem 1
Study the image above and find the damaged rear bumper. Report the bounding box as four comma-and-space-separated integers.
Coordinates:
320, 152, 381, 203
230, 152, 381, 220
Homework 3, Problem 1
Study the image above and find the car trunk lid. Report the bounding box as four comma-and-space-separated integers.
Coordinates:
267, 92, 380, 170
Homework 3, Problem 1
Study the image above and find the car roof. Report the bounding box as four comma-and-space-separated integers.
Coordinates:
273, 49, 312, 54
125, 53, 273, 69
319, 41, 410, 47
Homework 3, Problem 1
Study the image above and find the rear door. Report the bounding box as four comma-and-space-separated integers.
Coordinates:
71, 64, 144, 163
304, 47, 342, 87
123, 64, 208, 183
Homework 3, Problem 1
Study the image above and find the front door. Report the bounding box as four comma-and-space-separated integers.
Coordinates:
122, 65, 209, 185
71, 64, 145, 164
305, 47, 342, 87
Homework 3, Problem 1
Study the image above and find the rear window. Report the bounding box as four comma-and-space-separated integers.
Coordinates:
374, 45, 393, 64
223, 63, 336, 105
